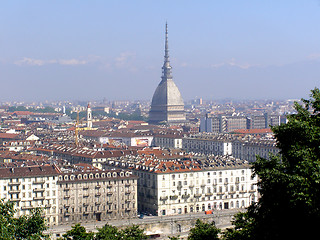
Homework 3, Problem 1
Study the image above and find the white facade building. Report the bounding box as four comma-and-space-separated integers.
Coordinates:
112, 157, 258, 216
153, 134, 183, 149
232, 138, 279, 162
0, 165, 60, 226
183, 135, 232, 156
154, 166, 257, 215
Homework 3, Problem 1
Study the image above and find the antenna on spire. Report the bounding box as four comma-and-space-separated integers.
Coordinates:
162, 22, 172, 80
165, 22, 169, 60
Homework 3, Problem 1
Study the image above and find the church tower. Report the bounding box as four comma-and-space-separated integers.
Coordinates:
149, 23, 186, 124
87, 103, 92, 129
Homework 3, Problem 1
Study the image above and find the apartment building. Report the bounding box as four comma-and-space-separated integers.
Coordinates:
183, 134, 233, 156
101, 156, 258, 216
0, 165, 60, 226
153, 134, 183, 149
57, 169, 138, 225
0, 164, 138, 226
139, 159, 257, 216
232, 138, 279, 162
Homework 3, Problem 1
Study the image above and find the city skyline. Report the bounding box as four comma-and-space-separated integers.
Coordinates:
1, 1, 320, 101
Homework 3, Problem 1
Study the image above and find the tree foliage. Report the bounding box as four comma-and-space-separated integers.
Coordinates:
120, 224, 148, 240
61, 223, 147, 240
0, 199, 49, 240
223, 88, 320, 240
60, 223, 94, 240
95, 224, 119, 240
188, 219, 220, 240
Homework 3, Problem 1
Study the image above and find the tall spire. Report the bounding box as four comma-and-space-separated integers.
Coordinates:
162, 22, 172, 81
164, 22, 169, 62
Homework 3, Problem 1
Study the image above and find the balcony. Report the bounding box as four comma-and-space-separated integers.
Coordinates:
33, 180, 45, 184
8, 182, 20, 186
33, 188, 45, 192
182, 194, 190, 199
21, 205, 35, 210
205, 193, 213, 196
9, 190, 20, 194
10, 197, 21, 202
33, 196, 45, 200
170, 195, 178, 200
95, 185, 101, 189
160, 196, 168, 201
194, 193, 202, 198
107, 192, 113, 196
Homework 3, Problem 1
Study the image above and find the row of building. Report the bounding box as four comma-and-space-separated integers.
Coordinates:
80, 130, 279, 162
183, 133, 279, 162
29, 144, 259, 222
0, 164, 137, 226
200, 113, 287, 133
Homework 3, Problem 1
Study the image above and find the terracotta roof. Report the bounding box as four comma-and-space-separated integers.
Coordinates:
232, 128, 272, 134
0, 133, 20, 139
11, 111, 34, 116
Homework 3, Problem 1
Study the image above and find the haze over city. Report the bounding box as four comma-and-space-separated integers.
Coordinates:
1, 0, 320, 101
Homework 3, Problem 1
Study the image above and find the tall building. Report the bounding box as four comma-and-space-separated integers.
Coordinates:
149, 23, 186, 124
87, 103, 92, 129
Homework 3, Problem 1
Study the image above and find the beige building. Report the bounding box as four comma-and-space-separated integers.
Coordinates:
232, 138, 279, 162
183, 135, 233, 156
57, 170, 138, 225
0, 165, 138, 227
153, 134, 183, 149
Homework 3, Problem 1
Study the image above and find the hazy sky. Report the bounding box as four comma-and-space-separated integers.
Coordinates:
1, 0, 320, 101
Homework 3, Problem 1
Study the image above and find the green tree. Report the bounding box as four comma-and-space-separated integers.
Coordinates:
14, 208, 49, 240
120, 224, 148, 240
223, 88, 320, 240
0, 199, 16, 239
0, 199, 49, 240
60, 223, 94, 240
188, 219, 220, 240
95, 224, 147, 240
95, 224, 120, 240
168, 235, 181, 240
